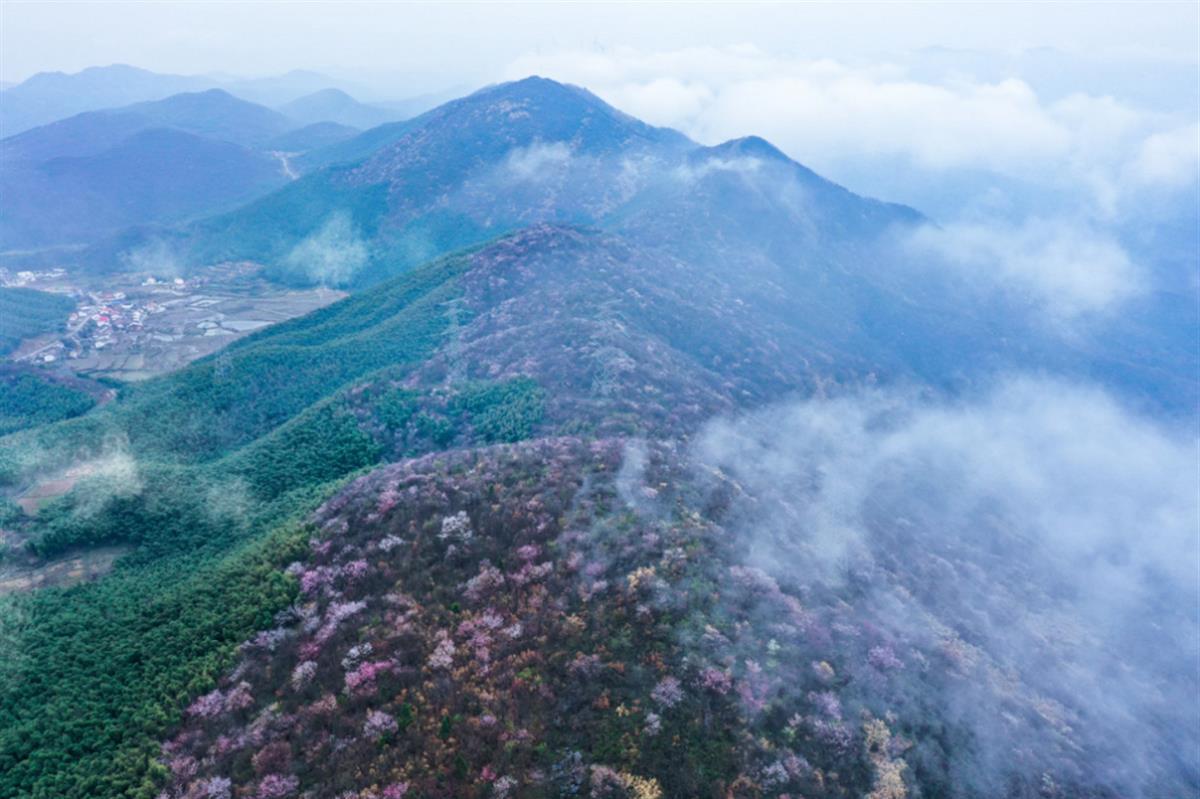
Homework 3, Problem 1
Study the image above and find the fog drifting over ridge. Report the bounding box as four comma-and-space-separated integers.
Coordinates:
692, 376, 1200, 795
903, 219, 1142, 320
496, 45, 1196, 335
503, 46, 1198, 215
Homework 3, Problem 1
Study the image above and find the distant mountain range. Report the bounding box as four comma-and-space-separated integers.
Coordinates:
0, 64, 216, 136
0, 84, 422, 249
2, 126, 290, 248
0, 90, 299, 248
3, 89, 295, 164
278, 87, 405, 130
0, 68, 485, 250
0, 63, 445, 137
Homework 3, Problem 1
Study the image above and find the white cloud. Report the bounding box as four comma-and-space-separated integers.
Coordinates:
614, 77, 713, 127
283, 212, 368, 286
694, 377, 1199, 794
905, 219, 1141, 318
1125, 123, 1200, 188
504, 141, 573, 180
697, 376, 1198, 593
701, 73, 1071, 172
505, 46, 1197, 214
672, 155, 763, 183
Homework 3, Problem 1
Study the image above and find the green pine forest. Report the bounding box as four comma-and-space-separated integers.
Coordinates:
0, 244, 545, 798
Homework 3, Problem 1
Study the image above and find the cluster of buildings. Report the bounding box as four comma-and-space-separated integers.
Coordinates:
24, 290, 175, 364
0, 268, 67, 287
6, 262, 323, 373
65, 291, 167, 355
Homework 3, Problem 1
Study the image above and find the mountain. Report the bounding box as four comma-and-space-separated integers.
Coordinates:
346, 75, 692, 183
1, 128, 290, 247
289, 75, 690, 175
48, 76, 1189, 409
0, 90, 299, 247
114, 89, 297, 147
219, 69, 348, 107
134, 77, 838, 283
0, 66, 370, 136
1, 222, 1192, 798
279, 88, 404, 129
1, 89, 296, 165
266, 120, 361, 152
0, 64, 217, 136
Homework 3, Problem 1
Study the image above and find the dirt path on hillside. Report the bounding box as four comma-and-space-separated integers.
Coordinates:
0, 544, 131, 595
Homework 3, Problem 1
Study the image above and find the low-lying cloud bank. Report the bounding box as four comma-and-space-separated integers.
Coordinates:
903, 219, 1142, 320
505, 46, 1195, 328
693, 376, 1198, 795
282, 212, 369, 286
119, 237, 183, 278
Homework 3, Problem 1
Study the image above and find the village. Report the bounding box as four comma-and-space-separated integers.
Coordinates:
2, 263, 345, 380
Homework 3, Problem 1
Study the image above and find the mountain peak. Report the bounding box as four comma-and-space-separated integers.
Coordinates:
129, 87, 246, 111
468, 75, 610, 111
1, 65, 220, 135
347, 75, 691, 186
293, 87, 357, 104
458, 75, 687, 138
711, 134, 791, 162
280, 87, 397, 129
502, 74, 564, 89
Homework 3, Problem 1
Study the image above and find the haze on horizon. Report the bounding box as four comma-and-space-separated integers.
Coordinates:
3, 1, 1197, 92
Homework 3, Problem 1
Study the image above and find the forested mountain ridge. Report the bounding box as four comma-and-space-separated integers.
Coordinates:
68, 76, 916, 287
7, 75, 1189, 413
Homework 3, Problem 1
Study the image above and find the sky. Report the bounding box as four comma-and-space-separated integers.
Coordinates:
2, 1, 1197, 89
